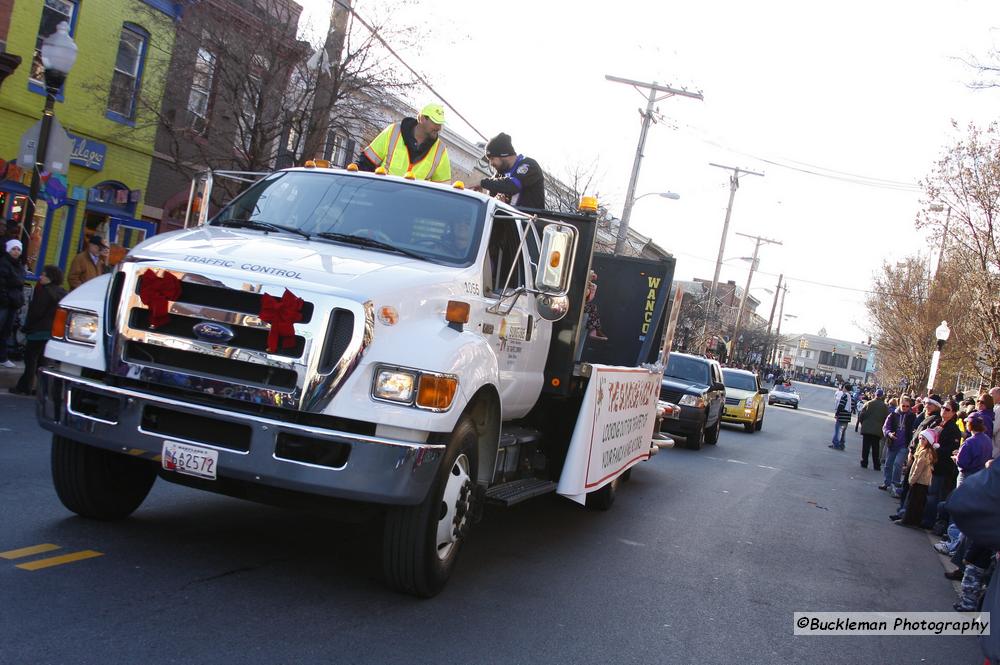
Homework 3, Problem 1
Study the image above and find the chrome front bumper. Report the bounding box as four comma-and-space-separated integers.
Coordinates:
36, 369, 444, 505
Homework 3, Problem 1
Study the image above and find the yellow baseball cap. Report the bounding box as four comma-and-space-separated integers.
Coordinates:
420, 103, 446, 125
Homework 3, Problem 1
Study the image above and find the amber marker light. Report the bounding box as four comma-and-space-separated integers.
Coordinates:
304, 160, 316, 168
313, 159, 330, 168
549, 250, 561, 268
416, 374, 458, 410
404, 171, 416, 180
578, 196, 598, 212
452, 181, 465, 189
51, 308, 67, 339
446, 300, 470, 324
551, 377, 561, 387
374, 166, 388, 175
346, 163, 359, 171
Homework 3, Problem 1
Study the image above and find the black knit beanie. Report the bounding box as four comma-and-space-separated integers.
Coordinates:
485, 132, 515, 157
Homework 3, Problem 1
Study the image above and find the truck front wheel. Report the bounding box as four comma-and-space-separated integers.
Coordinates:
383, 417, 478, 597
51, 436, 157, 520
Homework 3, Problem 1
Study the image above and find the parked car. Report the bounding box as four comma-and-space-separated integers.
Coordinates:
721, 368, 767, 433
768, 383, 799, 409
659, 352, 726, 450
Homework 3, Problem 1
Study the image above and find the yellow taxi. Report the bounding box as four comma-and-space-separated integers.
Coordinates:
721, 368, 767, 433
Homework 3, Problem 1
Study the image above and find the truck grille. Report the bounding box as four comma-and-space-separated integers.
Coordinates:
725, 397, 740, 406
108, 263, 369, 412
660, 388, 683, 403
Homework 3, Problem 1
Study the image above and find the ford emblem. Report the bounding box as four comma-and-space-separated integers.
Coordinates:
192, 321, 235, 343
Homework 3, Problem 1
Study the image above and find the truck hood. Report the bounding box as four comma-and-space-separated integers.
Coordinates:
130, 226, 465, 297
661, 376, 710, 395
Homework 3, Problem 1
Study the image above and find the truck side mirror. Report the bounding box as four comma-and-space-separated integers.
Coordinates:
534, 224, 576, 294
535, 294, 569, 322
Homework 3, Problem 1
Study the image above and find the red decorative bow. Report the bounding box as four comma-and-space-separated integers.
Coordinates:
259, 289, 304, 353
139, 269, 182, 328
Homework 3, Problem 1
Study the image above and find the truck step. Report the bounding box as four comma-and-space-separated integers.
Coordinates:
485, 478, 558, 506
498, 425, 542, 449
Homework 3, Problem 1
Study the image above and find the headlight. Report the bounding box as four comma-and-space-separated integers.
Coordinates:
65, 311, 99, 345
679, 394, 705, 408
372, 368, 417, 403
372, 366, 459, 410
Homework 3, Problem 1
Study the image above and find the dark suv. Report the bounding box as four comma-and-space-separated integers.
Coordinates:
659, 352, 726, 450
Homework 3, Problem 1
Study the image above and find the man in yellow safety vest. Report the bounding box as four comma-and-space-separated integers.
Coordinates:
354, 103, 452, 182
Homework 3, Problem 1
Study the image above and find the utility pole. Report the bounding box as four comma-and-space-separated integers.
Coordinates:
764, 273, 783, 366
605, 75, 703, 256
771, 284, 788, 365
701, 163, 764, 342
303, 0, 352, 162
730, 233, 782, 362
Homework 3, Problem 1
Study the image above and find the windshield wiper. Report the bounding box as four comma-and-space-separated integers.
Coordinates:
315, 232, 424, 260
216, 218, 311, 239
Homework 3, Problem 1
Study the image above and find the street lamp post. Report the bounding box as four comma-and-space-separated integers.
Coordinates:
926, 320, 951, 392
24, 21, 77, 256
613, 191, 679, 255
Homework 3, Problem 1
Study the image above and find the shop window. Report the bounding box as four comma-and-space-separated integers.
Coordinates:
30, 0, 78, 91
187, 47, 216, 134
106, 24, 148, 123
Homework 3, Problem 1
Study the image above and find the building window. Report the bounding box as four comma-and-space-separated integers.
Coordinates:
106, 24, 148, 122
323, 132, 355, 167
851, 356, 867, 372
187, 48, 216, 134
30, 0, 78, 86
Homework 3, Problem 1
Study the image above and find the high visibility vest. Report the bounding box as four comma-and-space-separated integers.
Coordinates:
362, 123, 451, 182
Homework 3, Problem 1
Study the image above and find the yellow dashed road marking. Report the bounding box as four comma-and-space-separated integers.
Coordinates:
0, 544, 61, 560
16, 550, 103, 570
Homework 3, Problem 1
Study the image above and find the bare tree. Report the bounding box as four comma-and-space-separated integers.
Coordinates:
917, 121, 1000, 386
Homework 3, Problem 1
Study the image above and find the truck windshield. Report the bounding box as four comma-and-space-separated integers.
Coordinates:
211, 171, 486, 266
722, 370, 757, 392
664, 356, 710, 385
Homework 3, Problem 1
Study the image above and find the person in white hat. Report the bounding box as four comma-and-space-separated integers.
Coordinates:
0, 238, 26, 368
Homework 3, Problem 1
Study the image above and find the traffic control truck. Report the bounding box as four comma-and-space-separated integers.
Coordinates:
35, 164, 675, 596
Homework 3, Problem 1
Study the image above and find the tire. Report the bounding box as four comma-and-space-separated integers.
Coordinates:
51, 435, 157, 520
744, 421, 755, 433
383, 416, 478, 598
586, 476, 620, 511
685, 422, 705, 450
793, 404, 799, 410
704, 417, 721, 445
621, 468, 633, 482
755, 412, 764, 431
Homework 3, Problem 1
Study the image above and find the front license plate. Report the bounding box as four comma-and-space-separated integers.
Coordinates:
162, 440, 218, 480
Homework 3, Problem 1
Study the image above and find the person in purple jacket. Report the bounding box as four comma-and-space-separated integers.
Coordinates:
966, 394, 995, 440
880, 395, 916, 492
956, 415, 993, 482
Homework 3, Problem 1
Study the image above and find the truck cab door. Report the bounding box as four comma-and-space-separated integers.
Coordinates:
478, 213, 548, 420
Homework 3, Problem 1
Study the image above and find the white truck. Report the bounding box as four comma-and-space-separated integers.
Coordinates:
36, 165, 672, 596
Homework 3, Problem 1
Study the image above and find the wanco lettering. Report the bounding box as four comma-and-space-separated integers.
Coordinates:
182, 255, 302, 279
641, 276, 661, 334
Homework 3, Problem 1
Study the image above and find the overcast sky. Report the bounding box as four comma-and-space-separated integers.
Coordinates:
298, 0, 999, 344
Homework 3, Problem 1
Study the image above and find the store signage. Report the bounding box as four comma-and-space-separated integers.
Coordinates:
67, 133, 106, 171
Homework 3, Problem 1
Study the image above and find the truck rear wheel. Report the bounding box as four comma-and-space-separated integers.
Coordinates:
383, 417, 478, 597
586, 476, 620, 511
51, 435, 157, 520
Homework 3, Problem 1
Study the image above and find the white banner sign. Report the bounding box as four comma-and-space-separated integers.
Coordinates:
557, 365, 661, 505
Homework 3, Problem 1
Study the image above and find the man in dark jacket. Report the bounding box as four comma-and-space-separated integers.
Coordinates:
859, 389, 890, 469
881, 396, 916, 492
0, 238, 26, 368
474, 133, 546, 209
11, 265, 66, 395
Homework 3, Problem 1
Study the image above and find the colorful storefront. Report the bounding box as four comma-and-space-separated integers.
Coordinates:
0, 0, 177, 281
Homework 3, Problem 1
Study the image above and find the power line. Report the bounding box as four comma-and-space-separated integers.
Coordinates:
670, 121, 922, 191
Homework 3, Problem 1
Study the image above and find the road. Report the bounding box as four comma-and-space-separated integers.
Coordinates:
0, 381, 982, 664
